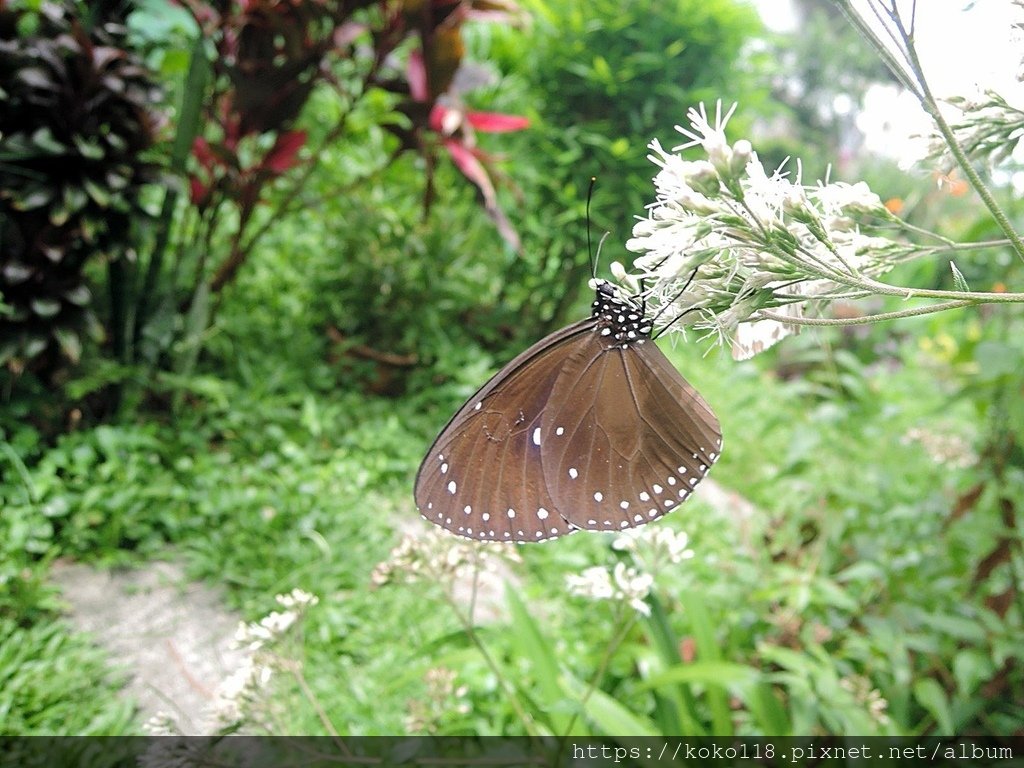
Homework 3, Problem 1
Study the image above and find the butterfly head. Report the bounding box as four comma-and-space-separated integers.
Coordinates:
590, 279, 652, 347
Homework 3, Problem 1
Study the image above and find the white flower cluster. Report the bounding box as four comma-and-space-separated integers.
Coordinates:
565, 526, 698, 617
209, 588, 319, 728
566, 562, 654, 617
612, 526, 695, 576
626, 102, 908, 357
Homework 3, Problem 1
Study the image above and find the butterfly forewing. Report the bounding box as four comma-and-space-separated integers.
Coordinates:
415, 320, 593, 541
540, 333, 721, 532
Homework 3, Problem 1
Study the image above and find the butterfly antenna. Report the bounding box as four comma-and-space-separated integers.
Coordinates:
586, 177, 597, 277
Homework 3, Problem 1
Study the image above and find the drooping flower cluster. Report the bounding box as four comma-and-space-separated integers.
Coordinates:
625, 102, 911, 358
901, 426, 977, 469
371, 528, 521, 589
404, 666, 471, 733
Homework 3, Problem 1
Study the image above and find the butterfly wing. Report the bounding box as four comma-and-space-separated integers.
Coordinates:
540, 335, 721, 531
415, 320, 593, 541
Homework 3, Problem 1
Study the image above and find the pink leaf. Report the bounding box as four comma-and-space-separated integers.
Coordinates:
263, 130, 307, 174
444, 139, 496, 207
334, 21, 366, 47
192, 137, 214, 170
189, 177, 207, 205
444, 139, 520, 250
429, 103, 448, 132
465, 111, 529, 133
407, 49, 428, 103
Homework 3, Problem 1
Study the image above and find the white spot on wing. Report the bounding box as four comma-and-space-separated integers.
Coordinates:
569, 467, 578, 479
555, 427, 565, 436
464, 505, 472, 514
619, 501, 629, 509
594, 491, 603, 502
482, 512, 490, 521
507, 508, 516, 518
668, 477, 676, 486
653, 484, 663, 494
537, 508, 549, 520
447, 480, 457, 494
441, 463, 448, 474
532, 427, 541, 446
639, 492, 650, 501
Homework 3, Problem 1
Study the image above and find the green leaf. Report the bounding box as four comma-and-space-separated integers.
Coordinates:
30, 298, 61, 318
30, 126, 67, 155
562, 671, 660, 737
12, 188, 53, 211
83, 178, 111, 207
642, 661, 759, 689
643, 593, 703, 735
679, 591, 732, 735
72, 135, 105, 160
948, 260, 970, 292
54, 328, 82, 363
505, 586, 574, 735
913, 678, 953, 734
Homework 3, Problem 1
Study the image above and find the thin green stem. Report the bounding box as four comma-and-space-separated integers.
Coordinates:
757, 300, 975, 326
442, 585, 537, 736
559, 609, 637, 738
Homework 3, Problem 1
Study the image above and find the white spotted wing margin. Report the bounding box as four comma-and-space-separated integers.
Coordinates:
539, 330, 722, 533
415, 319, 595, 542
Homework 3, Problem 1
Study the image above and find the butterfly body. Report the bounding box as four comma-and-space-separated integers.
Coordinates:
416, 280, 721, 542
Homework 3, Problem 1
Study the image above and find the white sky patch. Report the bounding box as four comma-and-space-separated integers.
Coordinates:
750, 0, 1024, 165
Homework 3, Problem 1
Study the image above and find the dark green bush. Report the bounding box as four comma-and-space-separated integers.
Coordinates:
0, 1, 163, 380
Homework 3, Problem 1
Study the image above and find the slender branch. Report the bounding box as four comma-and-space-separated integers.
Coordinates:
288, 662, 348, 750
871, 1, 1024, 262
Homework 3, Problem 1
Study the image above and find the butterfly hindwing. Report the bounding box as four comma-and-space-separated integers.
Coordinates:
540, 332, 721, 532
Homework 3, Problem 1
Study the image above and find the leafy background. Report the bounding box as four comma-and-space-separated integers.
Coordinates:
1, 0, 1022, 738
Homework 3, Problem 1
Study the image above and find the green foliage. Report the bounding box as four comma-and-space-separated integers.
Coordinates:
2, 0, 1021, 741
0, 0, 163, 378
0, 617, 135, 734
473, 0, 768, 337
